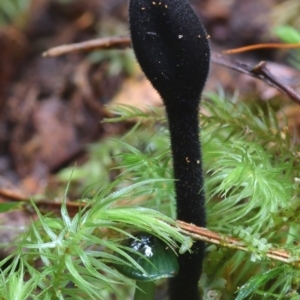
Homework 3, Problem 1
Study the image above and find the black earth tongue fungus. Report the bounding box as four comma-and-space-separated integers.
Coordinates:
114, 232, 179, 300
128, 1, 210, 299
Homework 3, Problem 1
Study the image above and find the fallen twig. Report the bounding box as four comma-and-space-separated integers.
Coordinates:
0, 188, 85, 216
42, 37, 131, 57
223, 43, 300, 54
176, 220, 296, 266
212, 53, 300, 105
0, 187, 297, 266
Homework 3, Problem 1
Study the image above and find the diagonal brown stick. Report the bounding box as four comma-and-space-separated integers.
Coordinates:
176, 221, 294, 266
0, 187, 297, 266
0, 188, 85, 216
42, 36, 300, 105
212, 53, 300, 105
42, 37, 131, 57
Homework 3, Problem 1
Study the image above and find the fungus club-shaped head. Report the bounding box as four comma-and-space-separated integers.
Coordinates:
115, 232, 178, 281
129, 0, 210, 105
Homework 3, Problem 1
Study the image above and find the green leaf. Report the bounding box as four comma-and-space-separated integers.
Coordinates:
0, 202, 21, 213
273, 25, 300, 43
235, 267, 282, 300
114, 233, 178, 281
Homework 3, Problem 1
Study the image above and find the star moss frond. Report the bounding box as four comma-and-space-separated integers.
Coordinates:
1, 92, 300, 299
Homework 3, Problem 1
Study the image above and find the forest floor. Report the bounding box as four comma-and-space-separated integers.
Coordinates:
0, 0, 300, 275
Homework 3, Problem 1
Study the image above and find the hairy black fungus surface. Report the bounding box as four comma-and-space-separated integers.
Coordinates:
129, 1, 210, 299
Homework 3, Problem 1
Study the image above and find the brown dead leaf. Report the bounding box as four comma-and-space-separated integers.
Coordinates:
110, 72, 163, 110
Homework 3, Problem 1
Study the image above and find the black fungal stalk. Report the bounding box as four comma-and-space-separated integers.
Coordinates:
129, 0, 210, 299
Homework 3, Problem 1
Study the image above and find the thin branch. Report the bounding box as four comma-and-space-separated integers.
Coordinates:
0, 188, 85, 216
212, 53, 300, 105
42, 37, 131, 57
176, 221, 297, 266
223, 43, 300, 54
0, 187, 297, 266
42, 36, 300, 105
